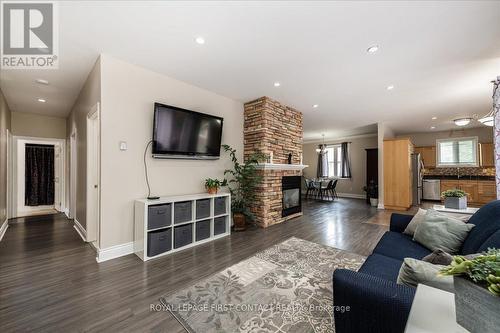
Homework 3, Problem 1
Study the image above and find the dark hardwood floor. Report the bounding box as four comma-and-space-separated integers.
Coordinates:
0, 198, 390, 332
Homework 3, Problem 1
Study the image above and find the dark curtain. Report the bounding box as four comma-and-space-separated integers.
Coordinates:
25, 144, 55, 206
341, 142, 352, 178
316, 145, 329, 178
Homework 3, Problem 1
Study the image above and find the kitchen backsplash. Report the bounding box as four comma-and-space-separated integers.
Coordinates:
424, 167, 496, 177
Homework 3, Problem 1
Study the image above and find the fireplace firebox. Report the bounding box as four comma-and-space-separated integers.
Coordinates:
282, 176, 302, 217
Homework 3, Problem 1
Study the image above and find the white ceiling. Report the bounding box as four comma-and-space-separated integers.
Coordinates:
1, 1, 500, 141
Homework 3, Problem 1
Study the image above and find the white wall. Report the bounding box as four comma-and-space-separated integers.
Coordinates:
99, 55, 244, 249
0, 89, 11, 226
66, 57, 102, 232
11, 112, 66, 139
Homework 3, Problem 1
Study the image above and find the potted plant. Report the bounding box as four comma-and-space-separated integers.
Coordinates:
440, 249, 500, 332
205, 178, 225, 194
221, 144, 266, 231
363, 180, 379, 207
441, 189, 468, 209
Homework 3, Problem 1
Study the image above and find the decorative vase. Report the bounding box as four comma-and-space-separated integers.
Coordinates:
444, 196, 467, 209
370, 198, 378, 207
206, 187, 218, 195
233, 213, 246, 231
454, 276, 500, 332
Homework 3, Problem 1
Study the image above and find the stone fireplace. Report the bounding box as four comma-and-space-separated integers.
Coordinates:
244, 96, 306, 228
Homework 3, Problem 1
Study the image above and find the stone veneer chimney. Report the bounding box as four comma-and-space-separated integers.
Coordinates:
244, 96, 304, 228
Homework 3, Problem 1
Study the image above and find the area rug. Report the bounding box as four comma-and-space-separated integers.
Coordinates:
160, 237, 365, 333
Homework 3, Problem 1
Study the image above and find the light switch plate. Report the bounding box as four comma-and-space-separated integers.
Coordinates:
119, 141, 127, 151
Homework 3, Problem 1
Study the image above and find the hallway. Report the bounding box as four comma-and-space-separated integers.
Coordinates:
0, 199, 387, 332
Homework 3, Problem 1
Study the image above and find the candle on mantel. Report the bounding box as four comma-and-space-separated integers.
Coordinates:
300, 153, 303, 165
269, 151, 273, 164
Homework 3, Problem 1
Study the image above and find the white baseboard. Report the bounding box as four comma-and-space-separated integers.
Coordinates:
64, 208, 70, 218
337, 192, 365, 199
73, 219, 87, 241
0, 219, 8, 241
96, 242, 134, 263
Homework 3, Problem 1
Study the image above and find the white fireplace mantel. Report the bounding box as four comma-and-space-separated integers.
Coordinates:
254, 163, 309, 171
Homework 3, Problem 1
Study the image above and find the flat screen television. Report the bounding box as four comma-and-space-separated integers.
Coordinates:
152, 102, 223, 159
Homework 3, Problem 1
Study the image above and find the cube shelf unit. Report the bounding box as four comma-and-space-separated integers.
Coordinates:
134, 192, 231, 261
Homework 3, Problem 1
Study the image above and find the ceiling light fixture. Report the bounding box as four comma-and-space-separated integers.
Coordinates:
367, 45, 379, 53
37, 98, 46, 103
454, 118, 472, 127
273, 82, 281, 87
431, 116, 437, 120
315, 134, 326, 153
35, 79, 49, 85
478, 108, 495, 127
313, 104, 319, 108
195, 37, 205, 45
386, 85, 394, 90
430, 126, 436, 129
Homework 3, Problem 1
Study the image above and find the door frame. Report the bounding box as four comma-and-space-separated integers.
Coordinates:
11, 136, 66, 218
69, 130, 77, 219
86, 103, 100, 245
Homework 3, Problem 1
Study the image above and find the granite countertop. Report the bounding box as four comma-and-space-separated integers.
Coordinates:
423, 175, 496, 181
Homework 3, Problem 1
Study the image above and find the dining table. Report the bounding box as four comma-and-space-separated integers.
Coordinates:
310, 178, 336, 201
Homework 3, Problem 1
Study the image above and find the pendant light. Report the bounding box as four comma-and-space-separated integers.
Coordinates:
316, 134, 325, 153
478, 108, 495, 127
453, 118, 472, 127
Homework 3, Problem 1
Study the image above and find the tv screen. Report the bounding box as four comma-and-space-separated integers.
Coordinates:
152, 103, 223, 159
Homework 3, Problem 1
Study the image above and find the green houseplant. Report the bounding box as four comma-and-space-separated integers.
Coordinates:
222, 144, 266, 231
362, 180, 379, 207
440, 249, 500, 332
205, 178, 225, 194
441, 189, 468, 210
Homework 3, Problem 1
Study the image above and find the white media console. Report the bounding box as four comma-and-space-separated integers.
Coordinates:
134, 192, 231, 261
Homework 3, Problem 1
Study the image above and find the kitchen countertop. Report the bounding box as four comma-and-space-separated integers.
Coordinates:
423, 175, 495, 181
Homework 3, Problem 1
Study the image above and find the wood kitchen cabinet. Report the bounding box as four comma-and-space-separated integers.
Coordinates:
415, 146, 436, 168
440, 179, 496, 205
480, 143, 495, 167
384, 138, 413, 210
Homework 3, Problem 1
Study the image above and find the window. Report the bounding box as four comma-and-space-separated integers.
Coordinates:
436, 137, 478, 167
326, 145, 342, 177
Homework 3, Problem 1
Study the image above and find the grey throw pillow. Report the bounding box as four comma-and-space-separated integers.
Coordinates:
413, 210, 475, 254
403, 208, 427, 236
422, 249, 454, 265
397, 258, 454, 292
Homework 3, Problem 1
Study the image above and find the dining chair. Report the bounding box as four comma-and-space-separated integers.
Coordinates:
304, 178, 317, 199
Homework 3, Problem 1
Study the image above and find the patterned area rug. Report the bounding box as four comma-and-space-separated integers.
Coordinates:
161, 237, 365, 333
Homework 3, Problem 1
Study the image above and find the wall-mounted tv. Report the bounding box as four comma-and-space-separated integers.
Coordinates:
152, 102, 223, 159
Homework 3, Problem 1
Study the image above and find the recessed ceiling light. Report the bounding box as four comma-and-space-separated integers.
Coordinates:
387, 85, 394, 90
431, 116, 437, 120
454, 118, 471, 127
313, 104, 319, 108
273, 82, 281, 87
367, 45, 379, 53
35, 79, 49, 85
430, 126, 436, 129
37, 98, 46, 103
195, 37, 205, 45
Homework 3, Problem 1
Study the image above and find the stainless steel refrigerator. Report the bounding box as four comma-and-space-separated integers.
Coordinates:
411, 153, 424, 205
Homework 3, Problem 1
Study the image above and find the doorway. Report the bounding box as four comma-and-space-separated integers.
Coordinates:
12, 137, 65, 218
86, 103, 100, 244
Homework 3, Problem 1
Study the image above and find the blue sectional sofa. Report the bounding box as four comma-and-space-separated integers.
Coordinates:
333, 200, 500, 333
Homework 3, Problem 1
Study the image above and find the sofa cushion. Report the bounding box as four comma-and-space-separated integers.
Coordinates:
461, 200, 500, 254
477, 229, 500, 252
373, 231, 431, 261
359, 253, 404, 282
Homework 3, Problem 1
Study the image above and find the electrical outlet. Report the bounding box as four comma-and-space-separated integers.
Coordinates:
119, 141, 127, 151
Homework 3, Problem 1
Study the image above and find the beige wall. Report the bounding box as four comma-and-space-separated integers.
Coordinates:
0, 89, 12, 224
11, 112, 66, 139
66, 57, 102, 232
399, 127, 494, 146
303, 134, 378, 197
99, 55, 244, 248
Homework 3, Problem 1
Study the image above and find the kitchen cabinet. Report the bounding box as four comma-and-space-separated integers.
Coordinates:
479, 143, 495, 167
415, 146, 436, 168
440, 179, 496, 205
384, 138, 413, 210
